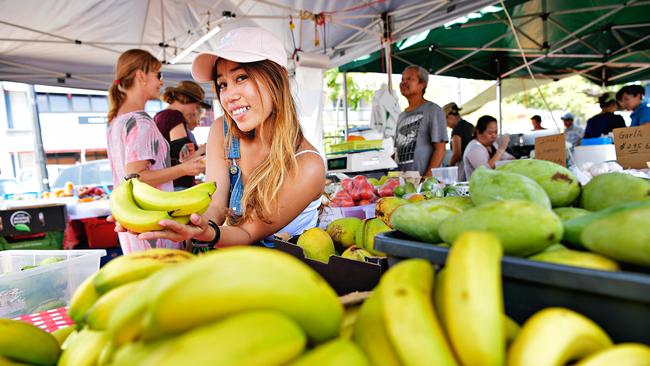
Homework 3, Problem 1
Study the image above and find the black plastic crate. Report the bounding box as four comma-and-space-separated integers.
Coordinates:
375, 231, 650, 344
274, 238, 388, 296
0, 204, 67, 236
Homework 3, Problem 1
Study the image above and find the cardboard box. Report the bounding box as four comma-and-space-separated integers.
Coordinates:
0, 204, 67, 237
274, 237, 387, 295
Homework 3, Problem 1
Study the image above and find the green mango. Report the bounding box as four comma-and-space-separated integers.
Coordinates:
427, 196, 474, 211
496, 159, 581, 207
326, 217, 363, 248
542, 243, 568, 253
580, 172, 650, 211
582, 207, 650, 268
552, 207, 590, 222
528, 249, 619, 271
438, 200, 563, 257
355, 218, 391, 256
562, 199, 650, 248
390, 201, 463, 243
469, 166, 551, 209
404, 182, 417, 194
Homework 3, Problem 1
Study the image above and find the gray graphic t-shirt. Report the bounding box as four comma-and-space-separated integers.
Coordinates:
395, 101, 448, 175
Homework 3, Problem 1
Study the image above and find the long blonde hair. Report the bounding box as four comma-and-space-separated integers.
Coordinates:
213, 60, 304, 223
107, 49, 161, 121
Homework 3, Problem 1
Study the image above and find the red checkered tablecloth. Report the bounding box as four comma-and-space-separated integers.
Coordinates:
13, 306, 74, 333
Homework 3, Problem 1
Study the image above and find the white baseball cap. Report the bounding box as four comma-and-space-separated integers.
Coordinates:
191, 27, 287, 83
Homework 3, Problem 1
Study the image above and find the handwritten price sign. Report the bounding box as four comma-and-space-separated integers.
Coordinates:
535, 133, 566, 166
613, 125, 650, 169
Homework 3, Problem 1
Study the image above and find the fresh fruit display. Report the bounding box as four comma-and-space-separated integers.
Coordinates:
496, 159, 581, 207
296, 227, 335, 263
8, 233, 649, 366
470, 166, 552, 209
580, 172, 650, 211
377, 178, 400, 197
109, 178, 214, 233
553, 206, 590, 221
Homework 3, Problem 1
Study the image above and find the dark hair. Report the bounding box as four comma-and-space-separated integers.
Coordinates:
598, 92, 617, 109
474, 115, 497, 138
616, 85, 645, 102
531, 115, 542, 123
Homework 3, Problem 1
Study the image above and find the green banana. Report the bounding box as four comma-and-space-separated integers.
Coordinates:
86, 280, 143, 330
97, 340, 114, 366
110, 179, 191, 233
576, 343, 650, 366
352, 291, 402, 366
378, 259, 457, 366
288, 339, 368, 366
140, 311, 306, 366
504, 315, 521, 347
57, 327, 108, 366
93, 248, 194, 293
444, 232, 504, 366
433, 268, 448, 333
107, 263, 191, 346
68, 272, 100, 324
0, 355, 31, 366
51, 326, 76, 346
132, 178, 215, 216
0, 319, 61, 366
528, 249, 620, 271
507, 307, 613, 366
339, 304, 361, 340
110, 339, 170, 366
141, 247, 343, 343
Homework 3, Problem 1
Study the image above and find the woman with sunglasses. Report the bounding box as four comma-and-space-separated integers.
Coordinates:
135, 28, 325, 249
107, 49, 205, 253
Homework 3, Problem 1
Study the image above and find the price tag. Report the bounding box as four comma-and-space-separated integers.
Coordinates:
534, 133, 566, 166
613, 125, 650, 169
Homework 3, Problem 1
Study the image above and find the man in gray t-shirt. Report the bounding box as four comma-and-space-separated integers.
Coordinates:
395, 66, 448, 176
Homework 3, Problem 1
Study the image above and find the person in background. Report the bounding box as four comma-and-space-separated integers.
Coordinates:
616, 84, 650, 126
394, 65, 448, 176
130, 27, 325, 249
106, 49, 205, 254
154, 81, 211, 189
443, 102, 474, 181
463, 115, 514, 179
584, 92, 626, 138
531, 115, 546, 131
560, 112, 583, 147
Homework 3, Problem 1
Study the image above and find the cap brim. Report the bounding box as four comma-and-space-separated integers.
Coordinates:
200, 101, 212, 109
192, 50, 269, 83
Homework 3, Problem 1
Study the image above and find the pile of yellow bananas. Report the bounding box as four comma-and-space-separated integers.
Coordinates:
109, 178, 216, 233
2, 234, 649, 366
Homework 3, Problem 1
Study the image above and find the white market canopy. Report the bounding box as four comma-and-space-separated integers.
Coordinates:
0, 0, 494, 93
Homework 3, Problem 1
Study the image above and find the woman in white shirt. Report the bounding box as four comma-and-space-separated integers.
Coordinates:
463, 115, 514, 180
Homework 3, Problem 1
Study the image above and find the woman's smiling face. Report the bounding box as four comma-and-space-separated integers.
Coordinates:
215, 59, 273, 133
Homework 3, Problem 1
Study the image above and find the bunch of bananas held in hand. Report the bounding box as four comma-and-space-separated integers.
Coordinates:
109, 177, 216, 233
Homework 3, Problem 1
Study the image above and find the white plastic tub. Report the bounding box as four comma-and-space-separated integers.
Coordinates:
0, 249, 106, 317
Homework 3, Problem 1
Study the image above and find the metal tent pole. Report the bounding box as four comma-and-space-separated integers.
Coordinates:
497, 78, 503, 132
382, 12, 393, 91
343, 72, 349, 140
28, 85, 49, 193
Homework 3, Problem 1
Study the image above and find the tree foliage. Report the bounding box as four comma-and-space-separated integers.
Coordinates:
324, 69, 374, 110
504, 75, 603, 120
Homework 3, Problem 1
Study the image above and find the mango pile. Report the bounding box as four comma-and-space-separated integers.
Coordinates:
386, 160, 650, 271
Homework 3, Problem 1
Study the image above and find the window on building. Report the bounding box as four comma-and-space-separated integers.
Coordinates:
37, 94, 50, 112
49, 94, 70, 112
71, 95, 91, 112
91, 96, 108, 112
5, 90, 32, 130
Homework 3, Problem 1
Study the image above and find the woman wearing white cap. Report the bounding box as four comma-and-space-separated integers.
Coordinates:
137, 27, 325, 249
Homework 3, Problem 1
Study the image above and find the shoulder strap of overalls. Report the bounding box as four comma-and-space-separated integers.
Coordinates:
223, 119, 240, 160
